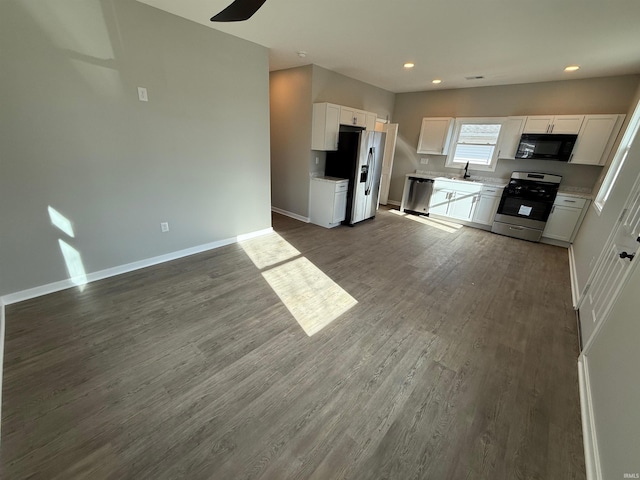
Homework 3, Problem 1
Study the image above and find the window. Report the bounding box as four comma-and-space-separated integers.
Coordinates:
594, 99, 640, 213
446, 118, 505, 171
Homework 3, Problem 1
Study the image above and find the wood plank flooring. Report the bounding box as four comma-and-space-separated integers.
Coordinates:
1, 207, 586, 479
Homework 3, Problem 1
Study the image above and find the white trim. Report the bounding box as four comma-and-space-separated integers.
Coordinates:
445, 117, 507, 172
271, 206, 310, 223
568, 245, 580, 308
386, 199, 401, 207
578, 355, 602, 480
0, 227, 273, 306
0, 301, 5, 444
594, 99, 640, 211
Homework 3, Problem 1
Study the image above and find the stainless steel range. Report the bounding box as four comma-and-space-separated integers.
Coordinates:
491, 172, 562, 242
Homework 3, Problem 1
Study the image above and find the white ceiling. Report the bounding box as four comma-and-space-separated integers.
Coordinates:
138, 0, 640, 93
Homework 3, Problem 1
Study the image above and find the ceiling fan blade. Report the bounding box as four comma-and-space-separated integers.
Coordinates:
210, 0, 267, 22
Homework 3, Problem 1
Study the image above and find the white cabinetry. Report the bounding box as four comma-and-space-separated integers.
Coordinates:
309, 177, 348, 228
340, 106, 377, 130
312, 103, 378, 151
496, 116, 526, 159
417, 117, 455, 155
472, 185, 504, 225
430, 179, 482, 221
570, 114, 625, 165
523, 115, 584, 134
365, 112, 377, 131
312, 103, 340, 151
542, 194, 589, 243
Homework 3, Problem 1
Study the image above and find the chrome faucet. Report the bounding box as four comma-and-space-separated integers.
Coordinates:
464, 161, 471, 179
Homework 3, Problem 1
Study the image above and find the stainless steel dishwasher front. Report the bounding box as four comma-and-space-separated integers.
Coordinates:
405, 177, 434, 215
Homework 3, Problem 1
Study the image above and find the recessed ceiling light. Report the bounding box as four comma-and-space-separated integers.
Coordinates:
404, 62, 415, 69
432, 79, 442, 84
564, 65, 580, 72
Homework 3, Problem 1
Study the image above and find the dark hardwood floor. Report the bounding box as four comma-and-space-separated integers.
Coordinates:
1, 207, 586, 479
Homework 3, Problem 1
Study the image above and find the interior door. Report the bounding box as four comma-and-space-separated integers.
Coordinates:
580, 177, 640, 345
378, 123, 398, 205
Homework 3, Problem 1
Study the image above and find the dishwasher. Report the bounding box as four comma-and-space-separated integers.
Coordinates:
405, 177, 434, 215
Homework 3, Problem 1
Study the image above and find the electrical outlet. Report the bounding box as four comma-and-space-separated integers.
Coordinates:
315, 156, 319, 165
160, 222, 169, 232
138, 87, 148, 102
420, 157, 429, 165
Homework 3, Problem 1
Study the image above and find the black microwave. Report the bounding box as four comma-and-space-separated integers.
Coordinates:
515, 133, 578, 162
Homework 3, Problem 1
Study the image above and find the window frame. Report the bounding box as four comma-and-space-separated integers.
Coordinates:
445, 117, 507, 172
594, 100, 640, 214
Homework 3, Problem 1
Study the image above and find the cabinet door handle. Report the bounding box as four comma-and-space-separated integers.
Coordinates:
563, 199, 577, 203
497, 149, 501, 158
551, 205, 555, 214
619, 251, 635, 261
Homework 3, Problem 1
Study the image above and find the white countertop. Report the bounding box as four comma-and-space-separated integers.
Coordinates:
557, 189, 593, 200
311, 175, 349, 184
406, 172, 508, 188
406, 171, 592, 198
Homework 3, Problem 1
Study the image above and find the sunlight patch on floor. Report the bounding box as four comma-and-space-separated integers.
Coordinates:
239, 233, 301, 269
389, 210, 463, 233
240, 233, 357, 336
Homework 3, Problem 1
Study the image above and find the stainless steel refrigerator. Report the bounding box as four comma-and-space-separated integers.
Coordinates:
325, 127, 386, 226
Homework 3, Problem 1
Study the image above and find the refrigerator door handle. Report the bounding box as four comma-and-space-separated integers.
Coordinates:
365, 147, 374, 195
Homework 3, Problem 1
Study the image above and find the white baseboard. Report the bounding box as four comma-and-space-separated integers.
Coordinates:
271, 206, 310, 223
578, 355, 602, 480
386, 199, 401, 207
0, 227, 273, 306
0, 301, 5, 442
568, 245, 580, 309
0, 226, 273, 449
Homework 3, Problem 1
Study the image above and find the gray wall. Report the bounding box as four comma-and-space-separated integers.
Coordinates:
270, 66, 313, 218
0, 0, 272, 297
269, 64, 395, 216
573, 83, 640, 342
390, 75, 640, 202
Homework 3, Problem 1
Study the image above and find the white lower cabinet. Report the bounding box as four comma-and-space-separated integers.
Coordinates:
429, 186, 454, 216
448, 191, 477, 220
309, 178, 349, 228
472, 186, 504, 225
430, 179, 483, 221
542, 194, 589, 243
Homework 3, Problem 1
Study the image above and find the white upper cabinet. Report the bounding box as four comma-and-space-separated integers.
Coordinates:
365, 112, 377, 131
313, 103, 378, 151
496, 116, 526, 159
339, 106, 376, 130
416, 117, 455, 155
570, 114, 625, 165
523, 115, 584, 134
312, 103, 340, 151
340, 106, 357, 126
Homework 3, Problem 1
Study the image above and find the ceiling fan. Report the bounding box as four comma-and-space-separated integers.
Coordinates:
210, 0, 267, 22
